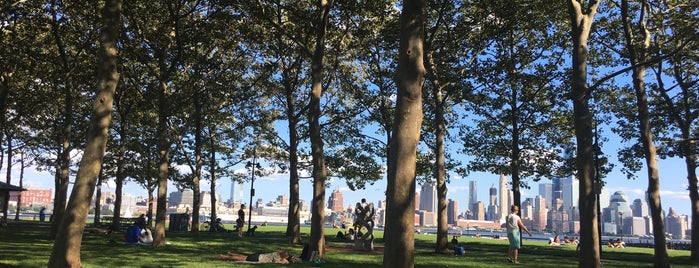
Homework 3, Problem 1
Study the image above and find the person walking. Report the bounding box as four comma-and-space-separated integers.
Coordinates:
39, 207, 46, 222
506, 205, 531, 264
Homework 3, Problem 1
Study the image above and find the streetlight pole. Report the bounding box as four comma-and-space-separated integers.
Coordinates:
246, 153, 261, 232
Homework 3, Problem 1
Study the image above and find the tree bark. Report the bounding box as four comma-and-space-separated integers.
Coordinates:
383, 0, 425, 267
285, 88, 301, 243
48, 0, 120, 265
153, 78, 170, 248
432, 83, 448, 254
567, 0, 601, 267
620, 0, 670, 266
49, 0, 75, 239
207, 127, 217, 233
308, 0, 333, 258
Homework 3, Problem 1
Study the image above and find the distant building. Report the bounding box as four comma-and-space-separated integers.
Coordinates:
9, 188, 52, 208
168, 191, 194, 208
626, 216, 646, 237
327, 190, 344, 212
417, 210, 437, 227
415, 193, 420, 211
469, 180, 478, 213
532, 195, 547, 231
229, 182, 244, 205
447, 199, 459, 225
473, 201, 486, 221
538, 183, 552, 210
604, 191, 633, 235
420, 181, 437, 213
499, 174, 509, 222
487, 185, 498, 221
665, 207, 688, 240
521, 198, 533, 220
631, 198, 649, 218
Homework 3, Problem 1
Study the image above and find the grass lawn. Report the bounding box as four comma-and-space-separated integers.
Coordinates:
0, 220, 695, 267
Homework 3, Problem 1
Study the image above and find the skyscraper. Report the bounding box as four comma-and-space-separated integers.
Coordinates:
665, 207, 688, 240
604, 191, 633, 234
487, 184, 498, 221
561, 175, 579, 213
631, 198, 649, 218
327, 189, 344, 212
538, 183, 552, 209
447, 199, 459, 225
230, 182, 244, 204
552, 177, 563, 203
469, 180, 478, 212
533, 195, 547, 231
499, 174, 509, 222
420, 181, 437, 213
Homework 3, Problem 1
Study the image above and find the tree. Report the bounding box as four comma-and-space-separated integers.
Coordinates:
617, 0, 669, 265
307, 0, 335, 258
383, 0, 425, 267
649, 0, 698, 260
237, 1, 312, 243
46, 0, 98, 239
48, 0, 120, 265
567, 0, 602, 266
460, 0, 571, 221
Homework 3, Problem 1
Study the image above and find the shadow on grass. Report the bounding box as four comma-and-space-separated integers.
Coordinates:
1, 222, 696, 268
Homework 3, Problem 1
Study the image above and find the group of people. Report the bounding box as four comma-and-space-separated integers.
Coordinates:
207, 204, 246, 236
608, 238, 626, 248
124, 214, 152, 245
548, 234, 579, 246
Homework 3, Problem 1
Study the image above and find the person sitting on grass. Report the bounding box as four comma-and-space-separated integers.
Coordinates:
140, 228, 153, 245
549, 235, 561, 246
609, 238, 626, 248
219, 250, 299, 263
124, 224, 142, 244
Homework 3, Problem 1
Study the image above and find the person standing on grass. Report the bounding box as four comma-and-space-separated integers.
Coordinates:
237, 204, 246, 237
506, 205, 531, 264
39, 207, 46, 222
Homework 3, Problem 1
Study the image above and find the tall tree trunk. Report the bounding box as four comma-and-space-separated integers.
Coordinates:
147, 183, 156, 228
14, 150, 25, 220
49, 0, 74, 239
0, 67, 8, 163
433, 84, 448, 254
383, 0, 425, 267
48, 0, 120, 265
111, 124, 126, 230
3, 134, 12, 223
285, 92, 301, 243
683, 136, 699, 260
207, 127, 217, 233
425, 41, 448, 254
153, 78, 170, 247
191, 99, 203, 235
620, 0, 670, 266
567, 1, 601, 267
308, 0, 333, 258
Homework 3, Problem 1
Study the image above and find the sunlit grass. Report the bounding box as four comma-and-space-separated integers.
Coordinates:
0, 221, 695, 268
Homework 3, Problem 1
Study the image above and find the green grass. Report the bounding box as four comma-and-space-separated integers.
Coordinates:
0, 221, 696, 267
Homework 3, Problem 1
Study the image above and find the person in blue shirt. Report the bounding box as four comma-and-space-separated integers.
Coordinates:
125, 224, 142, 244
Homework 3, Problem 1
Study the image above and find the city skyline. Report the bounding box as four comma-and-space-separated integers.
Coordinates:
7, 153, 694, 218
